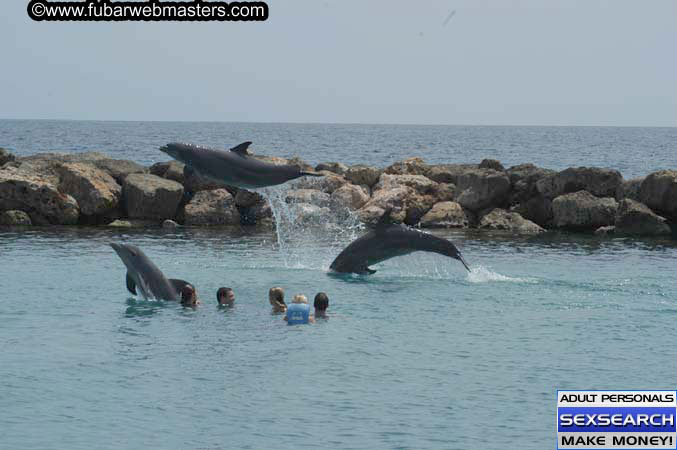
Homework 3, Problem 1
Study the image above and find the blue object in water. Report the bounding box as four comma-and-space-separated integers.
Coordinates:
286, 302, 310, 325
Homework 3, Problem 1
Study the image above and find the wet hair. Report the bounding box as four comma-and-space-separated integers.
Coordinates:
217, 287, 233, 303
181, 285, 196, 304
314, 292, 329, 310
269, 287, 285, 307
292, 294, 308, 304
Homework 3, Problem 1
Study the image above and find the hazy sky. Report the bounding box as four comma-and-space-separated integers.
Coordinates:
1, 0, 675, 126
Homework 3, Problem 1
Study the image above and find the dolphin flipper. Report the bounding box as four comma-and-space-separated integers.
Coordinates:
126, 272, 137, 295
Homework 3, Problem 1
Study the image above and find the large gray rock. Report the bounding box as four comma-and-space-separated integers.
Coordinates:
149, 161, 185, 184
294, 203, 331, 224
510, 195, 553, 228
420, 201, 469, 228
285, 189, 330, 207
537, 167, 623, 199
357, 187, 411, 225
0, 210, 32, 226
639, 170, 677, 221
345, 165, 382, 187
330, 184, 370, 211
384, 157, 429, 176
123, 173, 183, 220
426, 163, 477, 184
506, 163, 556, 204
455, 168, 511, 212
315, 162, 348, 176
239, 198, 273, 227
0, 148, 15, 166
373, 174, 438, 196
619, 177, 644, 202
56, 162, 121, 216
432, 183, 457, 203
234, 189, 264, 208
184, 189, 241, 226
479, 208, 544, 234
92, 159, 146, 184
614, 199, 671, 236
0, 166, 79, 225
356, 185, 434, 226
552, 190, 618, 230
290, 171, 348, 194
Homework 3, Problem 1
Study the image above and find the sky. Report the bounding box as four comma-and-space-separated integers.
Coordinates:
0, 0, 675, 126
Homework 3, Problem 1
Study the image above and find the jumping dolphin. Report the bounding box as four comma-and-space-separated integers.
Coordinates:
329, 211, 470, 275
159, 142, 323, 189
110, 243, 192, 301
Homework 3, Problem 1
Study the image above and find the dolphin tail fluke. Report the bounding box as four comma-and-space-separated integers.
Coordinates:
458, 254, 471, 272
300, 171, 324, 177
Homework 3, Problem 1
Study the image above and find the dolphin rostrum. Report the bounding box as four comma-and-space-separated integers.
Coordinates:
159, 141, 322, 189
110, 243, 192, 301
329, 211, 470, 275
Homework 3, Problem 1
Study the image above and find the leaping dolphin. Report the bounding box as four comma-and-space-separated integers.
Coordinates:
329, 211, 470, 275
110, 243, 192, 301
159, 141, 323, 189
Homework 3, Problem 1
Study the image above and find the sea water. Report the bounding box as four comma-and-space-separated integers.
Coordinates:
1, 121, 676, 449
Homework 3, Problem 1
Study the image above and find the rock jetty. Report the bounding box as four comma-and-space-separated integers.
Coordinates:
0, 147, 674, 237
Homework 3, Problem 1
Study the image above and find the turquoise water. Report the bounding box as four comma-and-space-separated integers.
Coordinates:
2, 224, 676, 449
2, 121, 677, 449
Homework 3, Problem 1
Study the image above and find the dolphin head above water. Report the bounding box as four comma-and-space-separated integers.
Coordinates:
110, 243, 191, 301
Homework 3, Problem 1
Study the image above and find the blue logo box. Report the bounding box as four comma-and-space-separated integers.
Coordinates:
557, 390, 677, 450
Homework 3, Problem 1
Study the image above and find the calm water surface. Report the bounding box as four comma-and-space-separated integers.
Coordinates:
1, 226, 676, 449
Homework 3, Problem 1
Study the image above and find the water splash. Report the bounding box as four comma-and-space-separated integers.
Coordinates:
259, 182, 364, 270
466, 265, 534, 283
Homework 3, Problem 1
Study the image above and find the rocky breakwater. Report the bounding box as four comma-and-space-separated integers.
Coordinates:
0, 147, 674, 237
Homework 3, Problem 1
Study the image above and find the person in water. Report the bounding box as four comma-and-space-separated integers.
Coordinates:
313, 292, 329, 319
216, 287, 235, 307
180, 284, 200, 307
269, 287, 287, 313
283, 294, 314, 325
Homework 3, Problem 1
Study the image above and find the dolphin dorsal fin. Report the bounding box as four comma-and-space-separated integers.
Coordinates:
375, 208, 394, 232
229, 141, 252, 155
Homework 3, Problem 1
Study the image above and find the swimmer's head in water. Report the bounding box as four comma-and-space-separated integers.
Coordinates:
181, 284, 198, 307
217, 287, 235, 306
269, 287, 286, 311
292, 294, 308, 304
314, 292, 329, 311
